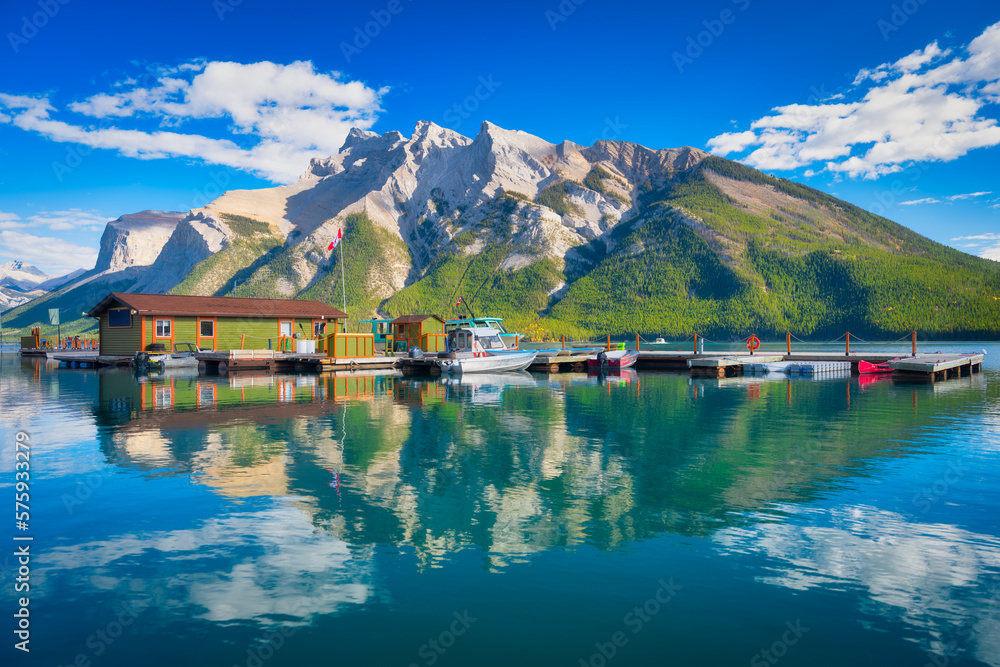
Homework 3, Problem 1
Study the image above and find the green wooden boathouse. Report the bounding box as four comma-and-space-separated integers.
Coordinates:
86, 292, 347, 356
390, 314, 447, 353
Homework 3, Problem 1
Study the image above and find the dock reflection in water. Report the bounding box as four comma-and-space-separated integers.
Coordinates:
3, 352, 1000, 666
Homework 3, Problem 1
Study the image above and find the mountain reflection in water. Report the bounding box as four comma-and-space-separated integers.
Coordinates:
3, 352, 999, 667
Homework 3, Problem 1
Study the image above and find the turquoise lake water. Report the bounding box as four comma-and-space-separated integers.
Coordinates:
1, 344, 999, 666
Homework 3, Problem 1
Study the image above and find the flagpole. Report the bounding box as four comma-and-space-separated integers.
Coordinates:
339, 229, 347, 329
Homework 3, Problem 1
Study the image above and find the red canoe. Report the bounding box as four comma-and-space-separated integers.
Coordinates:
858, 360, 894, 374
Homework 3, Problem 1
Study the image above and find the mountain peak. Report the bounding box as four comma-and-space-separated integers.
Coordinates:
340, 127, 379, 152
1, 260, 46, 277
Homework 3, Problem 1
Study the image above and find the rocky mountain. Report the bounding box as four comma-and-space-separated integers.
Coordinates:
6, 121, 1000, 338
0, 260, 48, 290
0, 261, 89, 311
2, 211, 186, 329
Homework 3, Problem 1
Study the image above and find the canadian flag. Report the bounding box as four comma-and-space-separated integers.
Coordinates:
327, 228, 342, 251
455, 295, 463, 307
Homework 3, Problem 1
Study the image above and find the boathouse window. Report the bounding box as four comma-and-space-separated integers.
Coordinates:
314, 321, 326, 337
156, 319, 171, 338
108, 308, 132, 328
280, 320, 293, 337
199, 320, 215, 337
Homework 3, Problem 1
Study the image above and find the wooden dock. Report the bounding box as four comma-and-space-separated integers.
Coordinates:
679, 351, 984, 381
889, 353, 985, 381
51, 352, 130, 368
528, 350, 599, 373
688, 355, 784, 378
284, 354, 398, 373
196, 350, 396, 373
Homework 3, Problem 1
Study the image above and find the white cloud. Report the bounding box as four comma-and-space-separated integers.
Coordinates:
949, 232, 1000, 260
706, 130, 758, 155
19, 209, 112, 231
0, 60, 387, 183
0, 211, 26, 230
946, 191, 992, 201
893, 41, 952, 74
708, 22, 1000, 179
0, 209, 109, 234
899, 197, 941, 205
951, 233, 1000, 241
0, 229, 99, 274
981, 248, 1000, 261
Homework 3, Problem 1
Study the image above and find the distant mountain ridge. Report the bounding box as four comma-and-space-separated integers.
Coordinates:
5, 121, 1000, 338
0, 261, 90, 311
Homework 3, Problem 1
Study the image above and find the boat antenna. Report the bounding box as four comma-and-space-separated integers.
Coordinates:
463, 297, 477, 320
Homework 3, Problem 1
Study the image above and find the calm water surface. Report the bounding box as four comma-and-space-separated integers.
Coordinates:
1, 344, 999, 666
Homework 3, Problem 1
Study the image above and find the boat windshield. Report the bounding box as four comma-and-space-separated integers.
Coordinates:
479, 319, 507, 333
446, 318, 509, 334
479, 335, 506, 350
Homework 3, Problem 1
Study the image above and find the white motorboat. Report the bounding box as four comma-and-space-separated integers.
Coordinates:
133, 342, 202, 372
435, 327, 537, 374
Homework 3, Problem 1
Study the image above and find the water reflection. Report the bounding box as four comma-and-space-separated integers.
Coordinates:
716, 505, 1000, 664
7, 357, 999, 665
86, 367, 994, 558
38, 503, 372, 626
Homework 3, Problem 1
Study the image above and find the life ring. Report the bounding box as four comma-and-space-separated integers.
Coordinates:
746, 335, 760, 353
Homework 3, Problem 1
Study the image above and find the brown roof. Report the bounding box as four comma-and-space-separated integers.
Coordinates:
390, 314, 444, 324
87, 293, 347, 319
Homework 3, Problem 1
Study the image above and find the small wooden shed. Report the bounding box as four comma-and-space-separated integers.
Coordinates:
86, 292, 347, 356
390, 314, 446, 353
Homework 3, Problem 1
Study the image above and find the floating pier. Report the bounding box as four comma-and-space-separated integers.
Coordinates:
195, 350, 396, 374
889, 353, 985, 382
689, 355, 783, 378
528, 349, 600, 373
685, 352, 983, 381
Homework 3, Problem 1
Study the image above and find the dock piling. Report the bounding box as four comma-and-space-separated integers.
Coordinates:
912, 330, 917, 357
693, 333, 698, 355
636, 333, 640, 352
786, 332, 791, 356
845, 331, 851, 357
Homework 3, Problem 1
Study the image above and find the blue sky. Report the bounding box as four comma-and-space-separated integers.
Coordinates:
0, 0, 998, 274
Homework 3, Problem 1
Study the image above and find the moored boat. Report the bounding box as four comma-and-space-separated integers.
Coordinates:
445, 316, 522, 350
133, 342, 201, 372
586, 349, 639, 369
434, 326, 537, 374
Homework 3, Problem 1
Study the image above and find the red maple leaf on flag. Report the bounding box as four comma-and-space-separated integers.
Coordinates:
327, 228, 342, 251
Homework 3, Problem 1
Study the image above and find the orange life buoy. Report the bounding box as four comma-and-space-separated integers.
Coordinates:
746, 335, 760, 352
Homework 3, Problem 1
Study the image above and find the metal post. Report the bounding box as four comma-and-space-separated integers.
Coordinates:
339, 234, 347, 330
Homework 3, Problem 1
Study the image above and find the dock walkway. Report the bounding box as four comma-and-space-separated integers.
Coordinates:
673, 351, 983, 381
